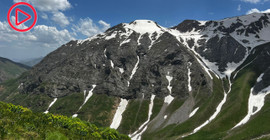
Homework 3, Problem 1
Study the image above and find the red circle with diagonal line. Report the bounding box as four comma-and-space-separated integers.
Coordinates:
7, 2, 37, 32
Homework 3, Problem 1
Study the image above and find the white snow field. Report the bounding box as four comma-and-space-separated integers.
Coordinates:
110, 98, 129, 129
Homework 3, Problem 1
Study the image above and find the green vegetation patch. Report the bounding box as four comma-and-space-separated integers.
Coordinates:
150, 97, 163, 120
0, 101, 130, 140
50, 92, 84, 117
77, 93, 118, 127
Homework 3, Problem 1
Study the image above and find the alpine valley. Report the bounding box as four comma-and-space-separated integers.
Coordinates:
1, 12, 270, 140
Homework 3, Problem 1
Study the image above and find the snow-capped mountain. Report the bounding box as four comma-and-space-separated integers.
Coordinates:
1, 13, 270, 140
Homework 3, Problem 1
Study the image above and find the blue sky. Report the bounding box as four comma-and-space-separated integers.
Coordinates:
0, 0, 269, 61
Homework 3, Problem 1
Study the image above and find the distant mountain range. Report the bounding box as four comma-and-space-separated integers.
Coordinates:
0, 57, 30, 83
1, 13, 270, 140
20, 57, 43, 67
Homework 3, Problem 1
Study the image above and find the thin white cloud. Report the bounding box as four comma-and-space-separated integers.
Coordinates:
241, 0, 260, 3
241, 0, 269, 3
237, 4, 241, 11
13, 0, 71, 12
40, 13, 48, 20
72, 18, 111, 37
99, 20, 111, 31
246, 8, 270, 14
13, 0, 72, 27
52, 12, 70, 27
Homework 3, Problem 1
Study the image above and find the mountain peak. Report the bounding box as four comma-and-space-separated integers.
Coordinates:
123, 19, 166, 34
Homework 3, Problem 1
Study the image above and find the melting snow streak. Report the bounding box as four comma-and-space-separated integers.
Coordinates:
191, 78, 232, 134
128, 56, 140, 87
72, 85, 96, 117
233, 74, 270, 128
44, 98, 57, 114
79, 85, 96, 110
189, 107, 199, 118
130, 94, 156, 140
187, 62, 192, 92
164, 73, 174, 105
110, 99, 129, 129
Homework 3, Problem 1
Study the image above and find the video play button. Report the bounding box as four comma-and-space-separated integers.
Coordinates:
7, 2, 37, 32
15, 8, 31, 26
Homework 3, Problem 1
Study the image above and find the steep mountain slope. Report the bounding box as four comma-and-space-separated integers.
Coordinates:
0, 57, 30, 83
1, 13, 270, 140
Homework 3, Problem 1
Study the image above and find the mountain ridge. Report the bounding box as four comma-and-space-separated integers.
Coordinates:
0, 56, 30, 83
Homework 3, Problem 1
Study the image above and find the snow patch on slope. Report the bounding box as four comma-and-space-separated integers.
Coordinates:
105, 32, 117, 40
110, 60, 115, 68
128, 56, 140, 87
124, 20, 166, 34
148, 32, 162, 50
137, 35, 142, 45
119, 68, 124, 74
130, 94, 156, 140
187, 62, 192, 92
257, 73, 264, 82
79, 85, 96, 110
189, 107, 199, 118
44, 98, 57, 114
164, 115, 168, 119
233, 74, 270, 128
120, 39, 131, 46
72, 114, 78, 118
110, 98, 129, 129
164, 73, 174, 105
104, 48, 107, 58
164, 95, 174, 105
72, 85, 96, 117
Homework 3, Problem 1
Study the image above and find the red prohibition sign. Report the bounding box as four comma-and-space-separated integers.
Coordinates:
7, 2, 37, 32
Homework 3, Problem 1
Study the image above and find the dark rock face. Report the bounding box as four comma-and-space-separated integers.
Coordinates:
20, 26, 211, 99
196, 35, 247, 72
251, 43, 270, 94
172, 20, 205, 32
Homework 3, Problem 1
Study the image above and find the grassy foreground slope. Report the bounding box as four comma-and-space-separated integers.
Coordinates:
0, 101, 130, 140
